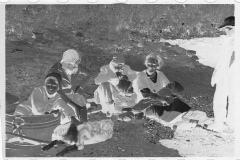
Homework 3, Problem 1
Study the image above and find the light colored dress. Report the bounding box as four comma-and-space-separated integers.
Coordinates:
211, 29, 235, 129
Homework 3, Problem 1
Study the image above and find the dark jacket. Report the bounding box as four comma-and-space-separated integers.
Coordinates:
49, 62, 92, 94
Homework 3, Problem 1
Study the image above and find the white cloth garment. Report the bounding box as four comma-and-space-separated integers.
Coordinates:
60, 49, 79, 64
211, 28, 235, 129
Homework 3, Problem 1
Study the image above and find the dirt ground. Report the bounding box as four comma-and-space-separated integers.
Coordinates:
5, 28, 216, 157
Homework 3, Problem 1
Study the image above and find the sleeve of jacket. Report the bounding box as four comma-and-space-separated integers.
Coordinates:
30, 87, 52, 115
94, 66, 112, 85
72, 64, 93, 91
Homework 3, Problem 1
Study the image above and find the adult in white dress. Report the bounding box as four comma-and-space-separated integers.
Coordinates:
207, 16, 236, 133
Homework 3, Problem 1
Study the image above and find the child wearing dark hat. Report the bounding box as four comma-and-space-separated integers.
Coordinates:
14, 72, 87, 124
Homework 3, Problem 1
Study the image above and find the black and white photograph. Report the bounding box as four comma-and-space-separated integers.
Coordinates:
3, 2, 238, 158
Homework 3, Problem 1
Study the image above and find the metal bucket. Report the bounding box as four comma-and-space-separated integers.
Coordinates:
6, 113, 61, 142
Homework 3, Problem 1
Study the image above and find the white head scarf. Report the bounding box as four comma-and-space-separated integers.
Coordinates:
60, 49, 79, 64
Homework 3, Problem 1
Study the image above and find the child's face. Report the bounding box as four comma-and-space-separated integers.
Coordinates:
62, 61, 79, 75
45, 77, 59, 95
146, 58, 158, 73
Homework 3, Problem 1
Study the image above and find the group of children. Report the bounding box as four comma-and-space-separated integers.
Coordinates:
13, 16, 235, 134
13, 48, 191, 127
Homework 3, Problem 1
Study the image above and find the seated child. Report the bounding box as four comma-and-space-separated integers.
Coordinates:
14, 72, 87, 124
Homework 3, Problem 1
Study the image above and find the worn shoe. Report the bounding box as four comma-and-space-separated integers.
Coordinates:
203, 122, 227, 133
117, 112, 135, 121
134, 112, 144, 120
172, 120, 198, 131
121, 108, 133, 113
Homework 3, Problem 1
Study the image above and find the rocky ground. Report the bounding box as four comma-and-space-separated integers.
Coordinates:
5, 4, 234, 157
